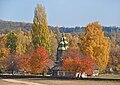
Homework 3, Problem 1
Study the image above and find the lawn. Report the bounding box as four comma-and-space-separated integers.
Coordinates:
90, 73, 120, 79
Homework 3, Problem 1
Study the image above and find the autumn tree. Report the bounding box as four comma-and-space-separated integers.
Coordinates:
25, 31, 34, 53
49, 30, 58, 61
15, 46, 50, 74
108, 32, 120, 72
62, 55, 95, 75
6, 31, 17, 74
62, 49, 80, 60
62, 56, 74, 72
16, 29, 32, 56
14, 53, 31, 72
66, 34, 79, 50
0, 34, 10, 71
32, 4, 51, 52
29, 46, 50, 74
6, 31, 17, 54
78, 22, 110, 72
80, 57, 96, 75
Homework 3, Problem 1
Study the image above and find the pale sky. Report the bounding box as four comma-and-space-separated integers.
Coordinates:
0, 0, 120, 27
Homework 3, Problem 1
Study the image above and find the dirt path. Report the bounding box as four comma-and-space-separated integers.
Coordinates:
1, 78, 120, 85
18, 78, 120, 85
2, 79, 46, 85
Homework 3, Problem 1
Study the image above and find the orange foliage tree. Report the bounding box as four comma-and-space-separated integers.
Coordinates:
80, 57, 96, 75
62, 52, 95, 75
14, 46, 50, 74
78, 22, 110, 72
62, 56, 74, 72
14, 53, 31, 72
29, 46, 50, 73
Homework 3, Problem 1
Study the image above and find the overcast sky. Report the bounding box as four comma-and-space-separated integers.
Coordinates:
0, 0, 120, 27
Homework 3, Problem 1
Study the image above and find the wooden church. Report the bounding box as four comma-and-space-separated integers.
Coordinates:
52, 33, 76, 78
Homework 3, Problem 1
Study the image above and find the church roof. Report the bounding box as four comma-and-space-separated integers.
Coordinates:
58, 32, 69, 51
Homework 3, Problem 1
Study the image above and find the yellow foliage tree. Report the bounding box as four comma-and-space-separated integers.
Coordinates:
0, 34, 10, 70
78, 22, 110, 72
32, 4, 51, 52
65, 33, 79, 50
16, 29, 32, 56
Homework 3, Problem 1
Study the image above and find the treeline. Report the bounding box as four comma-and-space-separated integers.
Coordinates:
0, 19, 120, 34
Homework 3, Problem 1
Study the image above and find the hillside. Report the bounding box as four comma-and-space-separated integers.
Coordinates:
0, 19, 120, 34
0, 19, 32, 33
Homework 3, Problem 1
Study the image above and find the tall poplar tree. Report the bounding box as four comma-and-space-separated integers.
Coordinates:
78, 22, 110, 72
32, 4, 51, 52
